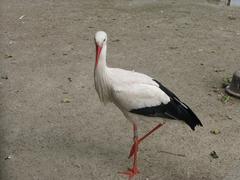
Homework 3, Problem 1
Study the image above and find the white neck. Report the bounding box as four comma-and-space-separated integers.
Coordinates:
94, 44, 112, 104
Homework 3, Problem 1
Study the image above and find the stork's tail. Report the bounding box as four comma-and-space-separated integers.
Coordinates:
166, 98, 203, 130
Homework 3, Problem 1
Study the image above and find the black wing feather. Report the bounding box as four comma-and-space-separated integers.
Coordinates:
130, 79, 203, 130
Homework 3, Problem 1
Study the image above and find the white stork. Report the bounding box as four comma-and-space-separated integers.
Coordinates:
94, 31, 203, 179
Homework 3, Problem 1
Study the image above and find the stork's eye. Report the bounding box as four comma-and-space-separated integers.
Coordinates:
103, 38, 106, 42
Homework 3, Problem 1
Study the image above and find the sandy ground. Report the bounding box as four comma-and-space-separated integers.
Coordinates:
0, 0, 240, 179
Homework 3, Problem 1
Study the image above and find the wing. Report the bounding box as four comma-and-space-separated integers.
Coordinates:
112, 83, 171, 112
131, 79, 203, 130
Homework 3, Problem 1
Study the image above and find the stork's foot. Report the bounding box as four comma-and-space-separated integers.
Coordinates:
119, 167, 140, 179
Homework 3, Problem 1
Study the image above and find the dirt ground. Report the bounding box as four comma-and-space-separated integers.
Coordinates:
0, 0, 240, 179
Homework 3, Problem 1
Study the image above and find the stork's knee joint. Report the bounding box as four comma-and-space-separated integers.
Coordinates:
134, 131, 138, 139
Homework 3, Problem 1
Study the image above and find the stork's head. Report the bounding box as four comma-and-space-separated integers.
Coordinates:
95, 31, 107, 47
94, 31, 107, 66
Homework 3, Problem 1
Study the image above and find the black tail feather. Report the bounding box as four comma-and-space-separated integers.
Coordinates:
166, 98, 203, 130
130, 98, 203, 130
153, 79, 203, 130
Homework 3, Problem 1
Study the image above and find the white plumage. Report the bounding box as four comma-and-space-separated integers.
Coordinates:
110, 68, 170, 108
93, 31, 202, 179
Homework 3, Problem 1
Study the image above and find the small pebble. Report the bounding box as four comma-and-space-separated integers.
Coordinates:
169, 46, 178, 50
19, 15, 25, 20
212, 88, 219, 93
68, 77, 72, 82
5, 155, 12, 160
210, 129, 221, 135
214, 69, 225, 73
61, 98, 71, 103
1, 75, 8, 80
112, 39, 120, 42
228, 16, 236, 20
210, 151, 219, 159
4, 54, 13, 58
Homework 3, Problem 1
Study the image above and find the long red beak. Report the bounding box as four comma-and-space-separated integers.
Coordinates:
95, 44, 102, 66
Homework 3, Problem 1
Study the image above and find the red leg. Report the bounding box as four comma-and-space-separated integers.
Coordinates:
128, 122, 165, 158
119, 123, 140, 179
119, 122, 165, 179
